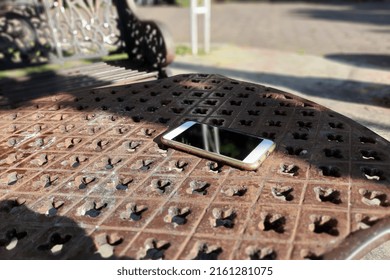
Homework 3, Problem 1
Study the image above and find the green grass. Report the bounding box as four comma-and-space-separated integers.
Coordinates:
0, 45, 213, 80
101, 52, 128, 62
176, 0, 191, 7
175, 44, 209, 56
177, 0, 216, 8
0, 52, 130, 79
0, 62, 81, 79
175, 45, 192, 55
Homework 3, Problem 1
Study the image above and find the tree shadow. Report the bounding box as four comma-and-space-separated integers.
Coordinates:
325, 53, 390, 71
292, 1, 390, 26
371, 29, 390, 33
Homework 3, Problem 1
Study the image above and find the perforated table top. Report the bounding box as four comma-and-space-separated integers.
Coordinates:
0, 74, 389, 259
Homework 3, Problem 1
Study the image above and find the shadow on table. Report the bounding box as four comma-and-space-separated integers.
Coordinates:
0, 59, 156, 106
171, 61, 390, 109
1, 60, 389, 110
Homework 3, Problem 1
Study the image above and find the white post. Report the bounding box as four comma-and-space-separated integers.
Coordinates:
190, 0, 198, 55
204, 0, 211, 54
190, 0, 211, 55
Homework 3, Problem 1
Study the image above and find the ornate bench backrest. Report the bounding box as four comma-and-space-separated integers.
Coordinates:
0, 0, 173, 70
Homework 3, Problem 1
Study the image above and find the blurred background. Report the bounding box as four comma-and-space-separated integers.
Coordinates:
134, 0, 390, 142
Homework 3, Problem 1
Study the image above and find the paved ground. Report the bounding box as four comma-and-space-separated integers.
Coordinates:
138, 2, 390, 56
137, 1, 390, 259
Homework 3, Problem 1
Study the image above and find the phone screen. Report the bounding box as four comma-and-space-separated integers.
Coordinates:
172, 123, 263, 160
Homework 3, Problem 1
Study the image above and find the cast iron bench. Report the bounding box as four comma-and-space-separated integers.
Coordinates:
0, 0, 174, 102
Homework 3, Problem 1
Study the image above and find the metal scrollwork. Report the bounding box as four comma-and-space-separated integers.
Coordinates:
0, 0, 52, 68
0, 0, 173, 70
43, 0, 121, 61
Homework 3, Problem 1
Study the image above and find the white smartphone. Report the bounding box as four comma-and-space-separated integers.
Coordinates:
161, 121, 275, 170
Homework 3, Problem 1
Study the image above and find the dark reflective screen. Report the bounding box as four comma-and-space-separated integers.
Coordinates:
172, 123, 263, 160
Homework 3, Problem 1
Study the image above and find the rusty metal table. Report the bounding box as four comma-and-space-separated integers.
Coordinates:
0, 74, 389, 259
